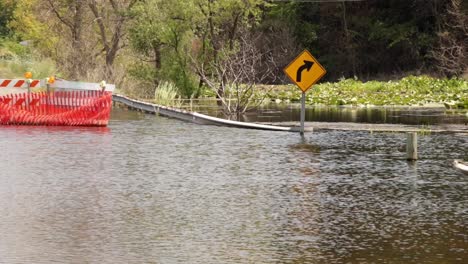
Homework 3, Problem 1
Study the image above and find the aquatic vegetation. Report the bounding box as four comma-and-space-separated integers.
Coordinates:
265, 76, 468, 109
154, 81, 182, 107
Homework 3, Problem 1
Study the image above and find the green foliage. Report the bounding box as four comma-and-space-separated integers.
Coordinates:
0, 0, 15, 37
128, 0, 268, 99
0, 39, 56, 78
268, 0, 449, 79
154, 81, 181, 107
265, 76, 468, 109
128, 61, 158, 83
8, 0, 54, 49
129, 0, 199, 98
0, 57, 56, 79
161, 56, 200, 98
0, 39, 29, 57
128, 0, 164, 56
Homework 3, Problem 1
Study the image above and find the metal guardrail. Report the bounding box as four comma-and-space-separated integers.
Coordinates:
112, 94, 297, 132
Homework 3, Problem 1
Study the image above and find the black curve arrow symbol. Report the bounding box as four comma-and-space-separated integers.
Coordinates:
296, 60, 314, 82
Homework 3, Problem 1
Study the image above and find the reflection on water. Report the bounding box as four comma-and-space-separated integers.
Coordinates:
187, 101, 468, 125
0, 108, 466, 263
248, 106, 468, 125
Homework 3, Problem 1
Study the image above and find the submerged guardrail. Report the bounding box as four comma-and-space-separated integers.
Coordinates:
112, 94, 298, 132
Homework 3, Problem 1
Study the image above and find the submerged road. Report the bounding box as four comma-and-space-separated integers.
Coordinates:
261, 121, 468, 134
113, 94, 298, 132
113, 94, 468, 134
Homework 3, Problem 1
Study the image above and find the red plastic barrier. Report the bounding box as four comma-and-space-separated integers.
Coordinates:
0, 91, 112, 126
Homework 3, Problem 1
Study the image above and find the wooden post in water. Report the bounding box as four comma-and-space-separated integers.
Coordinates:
406, 132, 418, 160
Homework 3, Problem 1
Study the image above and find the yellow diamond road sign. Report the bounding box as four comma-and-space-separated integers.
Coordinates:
284, 50, 326, 92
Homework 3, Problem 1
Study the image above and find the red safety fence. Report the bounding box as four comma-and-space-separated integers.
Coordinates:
0, 91, 112, 126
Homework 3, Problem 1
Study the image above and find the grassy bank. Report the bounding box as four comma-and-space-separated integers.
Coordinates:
0, 40, 56, 79
260, 76, 468, 109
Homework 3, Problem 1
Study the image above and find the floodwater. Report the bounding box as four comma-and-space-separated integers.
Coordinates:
0, 108, 466, 263
249, 105, 468, 125
187, 101, 468, 125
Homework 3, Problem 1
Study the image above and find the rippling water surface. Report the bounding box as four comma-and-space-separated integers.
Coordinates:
0, 109, 466, 263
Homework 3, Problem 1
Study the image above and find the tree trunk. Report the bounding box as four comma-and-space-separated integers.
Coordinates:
88, 0, 132, 81
71, 0, 84, 80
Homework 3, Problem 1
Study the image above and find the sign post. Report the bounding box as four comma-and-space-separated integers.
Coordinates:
284, 50, 326, 135
300, 92, 306, 135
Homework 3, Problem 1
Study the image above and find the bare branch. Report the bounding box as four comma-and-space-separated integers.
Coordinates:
46, 0, 73, 30
89, 0, 109, 52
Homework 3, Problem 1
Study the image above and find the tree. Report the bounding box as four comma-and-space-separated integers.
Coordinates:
193, 30, 278, 116
88, 0, 137, 80
129, 0, 199, 97
9, 0, 135, 82
0, 0, 16, 37
191, 0, 299, 115
267, 0, 466, 79
432, 0, 467, 76
45, 0, 88, 79
8, 0, 51, 47
192, 0, 266, 98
